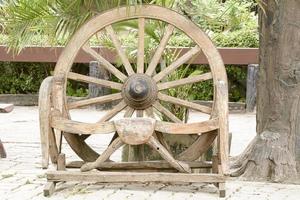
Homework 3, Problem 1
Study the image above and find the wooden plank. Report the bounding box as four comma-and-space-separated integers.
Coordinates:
105, 25, 135, 76
0, 104, 14, 113
67, 93, 123, 109
51, 117, 116, 135
68, 72, 122, 90
157, 72, 212, 90
153, 46, 201, 82
137, 18, 145, 74
47, 171, 225, 183
216, 81, 229, 175
66, 160, 212, 169
157, 92, 212, 114
0, 46, 259, 65
155, 118, 219, 134
145, 24, 175, 76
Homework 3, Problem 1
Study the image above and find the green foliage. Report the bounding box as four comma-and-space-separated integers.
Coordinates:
0, 62, 53, 94
0, 0, 258, 104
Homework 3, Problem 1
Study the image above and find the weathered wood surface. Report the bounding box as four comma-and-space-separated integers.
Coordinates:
105, 25, 135, 76
157, 72, 212, 91
137, 18, 145, 74
47, 171, 225, 183
39, 76, 58, 168
0, 103, 14, 113
68, 71, 120, 90
155, 118, 219, 134
145, 24, 175, 76
67, 93, 123, 109
157, 93, 212, 114
216, 81, 229, 174
43, 182, 56, 197
147, 136, 191, 173
51, 117, 116, 135
246, 64, 258, 112
47, 7, 228, 194
66, 160, 212, 169
81, 137, 124, 172
82, 44, 127, 82
57, 153, 66, 171
0, 139, 6, 158
177, 131, 217, 161
115, 118, 155, 145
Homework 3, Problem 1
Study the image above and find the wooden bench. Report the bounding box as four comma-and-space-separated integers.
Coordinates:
0, 103, 14, 158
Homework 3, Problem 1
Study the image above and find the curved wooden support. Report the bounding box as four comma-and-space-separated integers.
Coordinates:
81, 137, 124, 172
147, 136, 191, 173
51, 117, 116, 135
155, 118, 219, 134
177, 131, 218, 161
39, 76, 59, 168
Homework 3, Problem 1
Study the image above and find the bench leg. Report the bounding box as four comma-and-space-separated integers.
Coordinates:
44, 181, 56, 197
219, 182, 226, 198
0, 139, 7, 158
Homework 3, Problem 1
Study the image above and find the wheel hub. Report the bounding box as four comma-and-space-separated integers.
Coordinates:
122, 74, 158, 109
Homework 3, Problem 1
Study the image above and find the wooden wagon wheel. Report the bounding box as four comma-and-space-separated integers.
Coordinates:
51, 5, 228, 173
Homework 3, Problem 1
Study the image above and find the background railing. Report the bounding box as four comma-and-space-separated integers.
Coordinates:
0, 46, 259, 112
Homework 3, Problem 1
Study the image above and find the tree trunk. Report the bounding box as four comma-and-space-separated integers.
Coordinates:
231, 0, 300, 182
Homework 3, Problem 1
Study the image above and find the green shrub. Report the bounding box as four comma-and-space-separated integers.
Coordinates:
0, 62, 53, 94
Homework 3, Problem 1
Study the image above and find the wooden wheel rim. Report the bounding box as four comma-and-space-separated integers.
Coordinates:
52, 5, 228, 162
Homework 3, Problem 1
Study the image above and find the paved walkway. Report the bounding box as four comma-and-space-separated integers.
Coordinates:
0, 106, 300, 200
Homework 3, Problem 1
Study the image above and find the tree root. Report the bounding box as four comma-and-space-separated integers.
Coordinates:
230, 130, 298, 182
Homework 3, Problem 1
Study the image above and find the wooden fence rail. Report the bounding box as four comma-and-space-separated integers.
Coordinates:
0, 46, 258, 65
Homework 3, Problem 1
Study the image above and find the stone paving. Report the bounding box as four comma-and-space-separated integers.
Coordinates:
0, 106, 300, 200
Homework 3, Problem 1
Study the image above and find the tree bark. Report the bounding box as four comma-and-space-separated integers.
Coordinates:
231, 0, 300, 182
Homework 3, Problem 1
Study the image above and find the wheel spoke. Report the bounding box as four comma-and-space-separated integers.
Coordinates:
157, 92, 211, 114
157, 72, 212, 91
153, 101, 182, 123
105, 25, 135, 76
136, 110, 143, 117
68, 93, 122, 110
68, 72, 123, 90
137, 18, 145, 74
145, 107, 155, 118
145, 24, 175, 76
97, 100, 127, 123
124, 107, 135, 117
153, 46, 201, 82
82, 44, 127, 82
